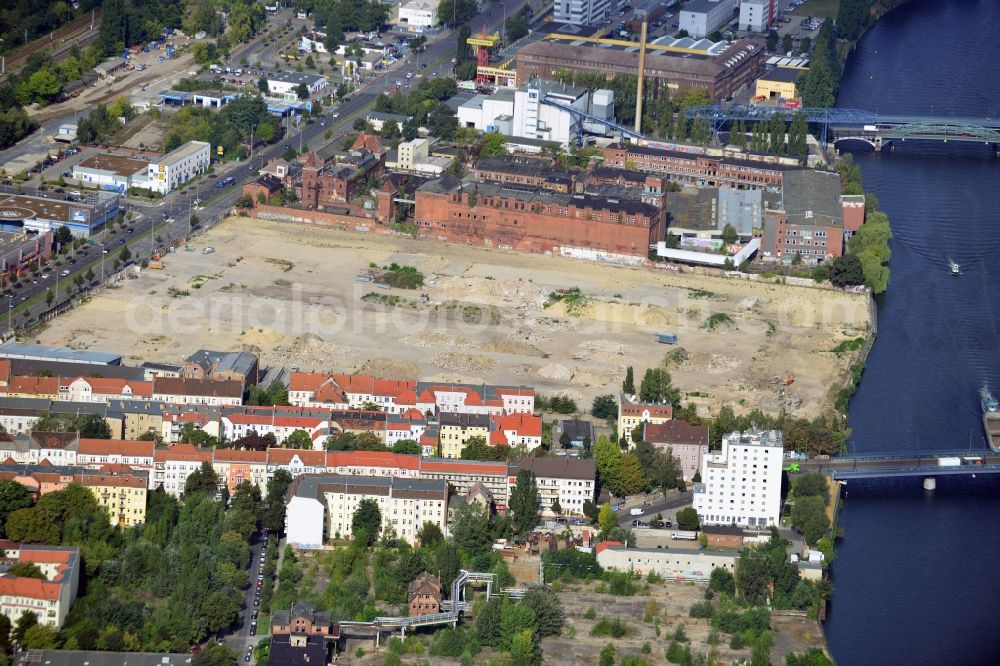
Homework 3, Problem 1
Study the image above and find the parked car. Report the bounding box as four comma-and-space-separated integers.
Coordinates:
59, 269, 70, 277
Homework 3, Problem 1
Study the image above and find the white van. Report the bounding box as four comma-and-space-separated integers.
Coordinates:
629, 507, 644, 516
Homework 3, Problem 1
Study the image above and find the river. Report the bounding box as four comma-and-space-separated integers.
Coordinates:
822, 1, 1000, 664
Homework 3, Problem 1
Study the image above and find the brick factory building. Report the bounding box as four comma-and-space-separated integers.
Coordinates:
516, 38, 764, 102
414, 174, 664, 263
601, 143, 795, 190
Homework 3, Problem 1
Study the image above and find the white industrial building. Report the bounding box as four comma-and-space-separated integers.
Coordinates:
285, 474, 449, 548
72, 154, 150, 193
693, 429, 784, 528
739, 0, 775, 32
145, 141, 211, 195
265, 71, 328, 98
679, 0, 738, 39
455, 80, 615, 148
554, 0, 611, 26
597, 543, 738, 579
398, 0, 438, 31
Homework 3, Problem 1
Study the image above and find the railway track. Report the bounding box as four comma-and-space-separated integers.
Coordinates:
1, 10, 102, 78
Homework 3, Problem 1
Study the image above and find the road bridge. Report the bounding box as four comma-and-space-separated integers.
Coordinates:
682, 105, 1000, 150
794, 453, 1000, 485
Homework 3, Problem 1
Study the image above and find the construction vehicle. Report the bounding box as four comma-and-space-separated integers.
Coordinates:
149, 261, 163, 269
782, 373, 795, 385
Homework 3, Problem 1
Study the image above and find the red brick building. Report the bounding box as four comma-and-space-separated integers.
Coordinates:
474, 157, 579, 193
761, 170, 845, 265
414, 175, 665, 260
407, 571, 442, 616
298, 147, 384, 208
242, 174, 283, 203
601, 143, 793, 190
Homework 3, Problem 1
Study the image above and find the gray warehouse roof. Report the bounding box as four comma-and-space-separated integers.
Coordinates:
14, 651, 192, 666
0, 341, 122, 365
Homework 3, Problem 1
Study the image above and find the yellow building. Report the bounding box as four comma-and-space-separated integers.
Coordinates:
438, 413, 491, 459
754, 67, 803, 101
82, 473, 148, 527
618, 394, 674, 447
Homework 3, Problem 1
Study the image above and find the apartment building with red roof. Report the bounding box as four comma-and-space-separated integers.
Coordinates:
287, 372, 417, 413
220, 412, 330, 448
212, 448, 269, 495
0, 543, 80, 627
4, 376, 59, 399
618, 393, 675, 447
489, 413, 543, 449
58, 377, 154, 403
153, 444, 213, 496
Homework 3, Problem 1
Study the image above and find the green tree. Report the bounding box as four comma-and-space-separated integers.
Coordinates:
0, 479, 33, 537
201, 589, 241, 633
450, 501, 491, 556
623, 366, 635, 395
509, 628, 541, 666
480, 131, 506, 157
438, 0, 478, 26
721, 223, 738, 245
768, 111, 786, 154
638, 368, 681, 405
499, 600, 536, 651
827, 253, 865, 287
417, 521, 444, 548
750, 121, 769, 153
184, 462, 219, 498
79, 413, 112, 438
352, 498, 382, 546
392, 439, 421, 454
257, 76, 269, 94
12, 610, 37, 643
709, 567, 736, 596
836, 0, 870, 38
793, 473, 829, 503
193, 641, 238, 666
610, 453, 646, 497
689, 115, 711, 146
786, 648, 835, 666
8, 562, 45, 579
790, 495, 829, 545
766, 29, 779, 52
782, 33, 794, 55
521, 587, 564, 637
676, 507, 700, 531
21, 623, 58, 649
475, 596, 502, 646
591, 394, 617, 419
593, 436, 622, 490
99, 0, 127, 55
597, 503, 617, 536
509, 469, 540, 536
788, 112, 809, 157
284, 429, 313, 449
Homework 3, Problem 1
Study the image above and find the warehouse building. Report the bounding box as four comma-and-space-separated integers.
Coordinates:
266, 72, 328, 99
73, 154, 150, 193
516, 37, 763, 102
0, 192, 119, 238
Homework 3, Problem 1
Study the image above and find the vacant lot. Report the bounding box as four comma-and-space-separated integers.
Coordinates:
35, 216, 870, 417
544, 579, 830, 666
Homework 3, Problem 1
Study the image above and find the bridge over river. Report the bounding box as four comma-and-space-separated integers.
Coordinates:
684, 105, 1000, 151
795, 453, 1000, 484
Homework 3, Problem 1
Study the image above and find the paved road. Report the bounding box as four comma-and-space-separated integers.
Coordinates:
225, 529, 271, 663
614, 489, 692, 527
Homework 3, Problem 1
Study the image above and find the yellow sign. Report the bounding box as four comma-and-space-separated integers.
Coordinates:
217, 145, 224, 156
159, 165, 165, 172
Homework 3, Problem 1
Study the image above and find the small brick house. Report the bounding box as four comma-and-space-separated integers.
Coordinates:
271, 600, 334, 637
702, 525, 745, 550
407, 571, 442, 616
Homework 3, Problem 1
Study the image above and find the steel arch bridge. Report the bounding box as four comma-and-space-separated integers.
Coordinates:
682, 104, 1000, 147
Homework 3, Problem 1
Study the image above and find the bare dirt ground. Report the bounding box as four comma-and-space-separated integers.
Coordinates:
35, 216, 871, 417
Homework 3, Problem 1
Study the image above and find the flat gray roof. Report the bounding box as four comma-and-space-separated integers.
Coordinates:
14, 651, 192, 666
153, 141, 210, 167
267, 71, 327, 85
0, 341, 122, 365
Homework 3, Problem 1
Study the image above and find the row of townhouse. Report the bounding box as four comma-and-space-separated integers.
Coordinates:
0, 542, 80, 628
0, 434, 595, 517
0, 374, 243, 407
0, 463, 148, 527
437, 412, 543, 458
287, 372, 535, 416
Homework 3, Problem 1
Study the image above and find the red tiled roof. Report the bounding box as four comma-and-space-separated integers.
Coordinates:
213, 449, 268, 463
595, 540, 624, 554
153, 444, 212, 462
7, 375, 59, 395
267, 448, 325, 466
492, 414, 542, 438
419, 459, 507, 475
0, 576, 61, 600
620, 403, 673, 418
643, 420, 709, 446
79, 473, 146, 488
326, 450, 420, 471
63, 377, 154, 397
78, 438, 155, 458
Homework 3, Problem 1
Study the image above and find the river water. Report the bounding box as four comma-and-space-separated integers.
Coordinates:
822, 1, 1000, 664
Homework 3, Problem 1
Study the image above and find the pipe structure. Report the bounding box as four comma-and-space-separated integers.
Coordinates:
634, 21, 648, 135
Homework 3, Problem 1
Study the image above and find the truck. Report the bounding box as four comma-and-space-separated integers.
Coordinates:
937, 457, 962, 466
671, 531, 698, 541
961, 456, 984, 465
629, 507, 644, 516
863, 124, 878, 133
657, 332, 678, 344
216, 177, 235, 188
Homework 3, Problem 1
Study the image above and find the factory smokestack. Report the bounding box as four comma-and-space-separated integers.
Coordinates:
634, 21, 648, 136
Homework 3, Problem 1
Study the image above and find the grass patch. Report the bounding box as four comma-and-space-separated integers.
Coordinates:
545, 287, 589, 315
792, 0, 841, 19
831, 337, 865, 356
663, 347, 689, 366
441, 301, 500, 325
687, 287, 714, 299
167, 287, 190, 298
266, 258, 295, 272
220, 283, 246, 293
370, 262, 425, 289
590, 617, 630, 638
702, 313, 735, 330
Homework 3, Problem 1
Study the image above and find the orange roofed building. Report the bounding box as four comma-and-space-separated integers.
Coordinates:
0, 543, 80, 627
